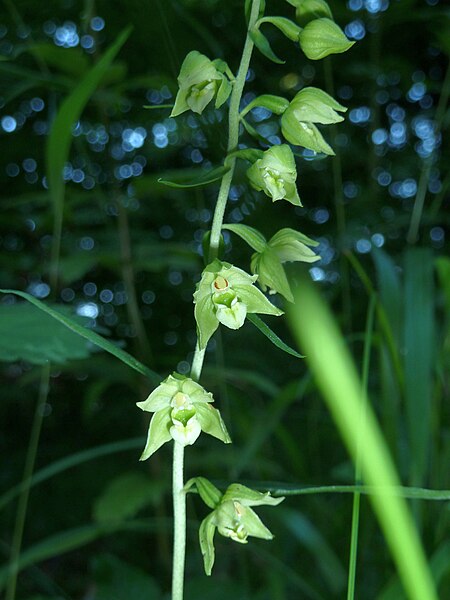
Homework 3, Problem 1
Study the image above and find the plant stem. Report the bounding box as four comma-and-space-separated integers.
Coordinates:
172, 442, 186, 600
170, 3, 261, 598
6, 364, 50, 600
208, 0, 261, 262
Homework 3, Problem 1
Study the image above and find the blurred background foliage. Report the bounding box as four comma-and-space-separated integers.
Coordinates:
0, 0, 449, 598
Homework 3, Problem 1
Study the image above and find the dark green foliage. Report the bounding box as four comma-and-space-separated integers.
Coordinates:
0, 0, 449, 598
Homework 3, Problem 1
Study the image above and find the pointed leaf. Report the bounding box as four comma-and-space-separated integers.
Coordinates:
0, 290, 159, 382
240, 94, 290, 119
158, 165, 230, 188
186, 476, 223, 509
247, 313, 304, 358
249, 27, 285, 64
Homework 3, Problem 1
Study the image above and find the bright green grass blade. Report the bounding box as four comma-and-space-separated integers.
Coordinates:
287, 275, 438, 600
0, 290, 159, 383
0, 438, 143, 511
403, 248, 435, 488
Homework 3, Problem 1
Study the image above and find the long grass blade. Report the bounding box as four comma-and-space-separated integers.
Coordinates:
287, 275, 438, 600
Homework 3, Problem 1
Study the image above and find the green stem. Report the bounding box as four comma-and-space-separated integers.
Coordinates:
171, 3, 261, 598
346, 294, 376, 600
208, 0, 261, 262
171, 442, 186, 600
6, 364, 50, 600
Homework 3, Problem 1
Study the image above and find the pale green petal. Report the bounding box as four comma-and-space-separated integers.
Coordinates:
199, 513, 217, 576
194, 293, 220, 349
195, 403, 232, 444
139, 408, 172, 460
281, 110, 335, 155
181, 378, 214, 404
223, 483, 285, 507
234, 284, 283, 316
136, 375, 180, 412
170, 87, 190, 118
221, 264, 258, 287
235, 504, 274, 540
178, 50, 220, 89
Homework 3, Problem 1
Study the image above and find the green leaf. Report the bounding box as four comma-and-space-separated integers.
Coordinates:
227, 148, 264, 163
46, 27, 131, 274
249, 27, 285, 64
158, 165, 230, 188
222, 223, 267, 252
93, 472, 165, 523
247, 313, 304, 358
0, 302, 92, 364
0, 289, 159, 383
257, 16, 302, 42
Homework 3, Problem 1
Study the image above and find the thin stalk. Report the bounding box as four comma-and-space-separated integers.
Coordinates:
6, 364, 51, 600
171, 442, 186, 600
171, 2, 261, 598
346, 294, 376, 600
208, 0, 261, 262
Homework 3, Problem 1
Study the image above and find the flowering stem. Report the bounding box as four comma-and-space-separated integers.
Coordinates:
172, 442, 186, 600
170, 2, 261, 599
208, 0, 262, 263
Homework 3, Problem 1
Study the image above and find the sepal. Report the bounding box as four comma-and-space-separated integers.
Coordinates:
299, 18, 355, 60
281, 111, 335, 155
288, 87, 346, 125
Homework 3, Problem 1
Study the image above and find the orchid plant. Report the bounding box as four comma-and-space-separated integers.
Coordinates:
139, 1, 354, 598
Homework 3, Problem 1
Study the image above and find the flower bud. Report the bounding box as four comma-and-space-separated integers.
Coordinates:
171, 50, 232, 117
136, 373, 231, 459
247, 144, 302, 206
194, 260, 283, 349
299, 18, 354, 60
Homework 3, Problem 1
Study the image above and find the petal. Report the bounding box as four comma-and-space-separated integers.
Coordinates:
234, 284, 283, 316
216, 300, 247, 330
223, 483, 285, 507
195, 403, 232, 444
170, 416, 202, 446
199, 512, 217, 576
194, 293, 220, 349
136, 375, 180, 412
139, 408, 172, 461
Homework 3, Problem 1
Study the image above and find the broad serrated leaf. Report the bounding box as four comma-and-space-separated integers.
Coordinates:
247, 313, 304, 358
158, 165, 230, 188
0, 302, 92, 364
0, 289, 159, 382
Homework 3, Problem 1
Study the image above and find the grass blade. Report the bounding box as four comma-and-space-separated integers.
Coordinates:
247, 313, 304, 358
287, 275, 438, 600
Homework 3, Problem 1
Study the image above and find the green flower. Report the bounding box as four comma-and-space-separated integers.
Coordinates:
136, 373, 231, 460
246, 144, 302, 206
194, 260, 283, 349
192, 479, 284, 575
251, 228, 321, 302
298, 18, 354, 60
171, 51, 232, 117
281, 87, 346, 155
